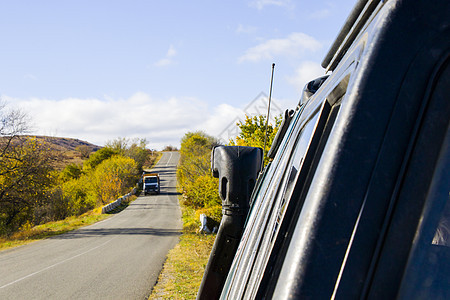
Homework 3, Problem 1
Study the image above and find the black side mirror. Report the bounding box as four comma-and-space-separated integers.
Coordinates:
212, 146, 263, 213
299, 75, 329, 106
197, 146, 263, 300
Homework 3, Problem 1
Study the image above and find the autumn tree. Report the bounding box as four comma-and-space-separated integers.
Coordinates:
105, 137, 149, 172
229, 114, 282, 165
60, 138, 145, 214
93, 155, 138, 204
0, 103, 148, 235
177, 131, 222, 224
177, 131, 220, 187
85, 147, 120, 170
75, 145, 92, 159
60, 163, 83, 181
60, 174, 96, 217
0, 103, 61, 235
124, 139, 148, 172
163, 145, 178, 151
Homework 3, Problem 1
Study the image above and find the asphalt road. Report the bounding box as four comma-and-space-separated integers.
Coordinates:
0, 151, 182, 300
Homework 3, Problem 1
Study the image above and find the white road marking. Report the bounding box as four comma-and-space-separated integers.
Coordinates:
0, 237, 117, 289
166, 152, 173, 166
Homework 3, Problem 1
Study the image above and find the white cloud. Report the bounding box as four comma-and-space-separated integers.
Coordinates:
166, 45, 177, 57
196, 94, 291, 144
154, 58, 172, 67
238, 32, 322, 63
155, 45, 177, 67
4, 93, 267, 150
24, 73, 38, 81
249, 0, 293, 10
196, 103, 243, 141
286, 61, 325, 93
308, 8, 332, 20
307, 3, 336, 21
5, 93, 210, 149
236, 24, 258, 35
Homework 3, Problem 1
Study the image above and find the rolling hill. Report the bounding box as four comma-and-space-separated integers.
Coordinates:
29, 136, 102, 152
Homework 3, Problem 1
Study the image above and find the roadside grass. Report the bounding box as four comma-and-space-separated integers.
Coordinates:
0, 195, 139, 252
149, 233, 215, 299
0, 208, 110, 252
0, 150, 162, 253
145, 151, 163, 170
149, 203, 216, 299
106, 195, 138, 214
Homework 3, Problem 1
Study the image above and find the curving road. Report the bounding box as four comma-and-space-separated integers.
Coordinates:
0, 151, 181, 299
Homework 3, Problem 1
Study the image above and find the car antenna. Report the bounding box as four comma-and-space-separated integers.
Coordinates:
262, 63, 275, 172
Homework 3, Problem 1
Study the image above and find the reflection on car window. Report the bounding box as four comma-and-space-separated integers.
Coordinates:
221, 108, 304, 299
243, 112, 321, 297
398, 135, 450, 300
432, 194, 450, 247
272, 112, 320, 241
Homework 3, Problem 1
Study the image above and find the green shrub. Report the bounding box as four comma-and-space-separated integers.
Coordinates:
62, 176, 97, 215
177, 132, 222, 223
182, 175, 221, 222
59, 154, 138, 217
181, 205, 199, 233
85, 147, 119, 170
93, 155, 138, 204
61, 163, 83, 181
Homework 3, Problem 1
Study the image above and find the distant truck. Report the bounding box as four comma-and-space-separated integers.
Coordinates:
143, 173, 160, 195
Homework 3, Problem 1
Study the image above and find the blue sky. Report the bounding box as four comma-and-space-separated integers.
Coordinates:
1, 0, 356, 149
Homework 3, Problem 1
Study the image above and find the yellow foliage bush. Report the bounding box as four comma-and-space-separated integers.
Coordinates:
93, 155, 138, 204
178, 132, 222, 227
62, 176, 97, 216
62, 155, 138, 213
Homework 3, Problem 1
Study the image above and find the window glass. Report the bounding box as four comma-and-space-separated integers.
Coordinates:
221, 107, 304, 298
397, 136, 450, 300
276, 112, 320, 226
244, 112, 320, 296
145, 177, 157, 183
432, 197, 450, 247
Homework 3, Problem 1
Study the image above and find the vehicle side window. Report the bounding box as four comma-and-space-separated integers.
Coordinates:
241, 109, 323, 297
257, 100, 342, 298
271, 112, 320, 241
433, 199, 450, 247
397, 128, 450, 300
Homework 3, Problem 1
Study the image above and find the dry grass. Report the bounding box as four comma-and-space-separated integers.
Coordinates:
145, 151, 163, 170
0, 194, 140, 252
148, 200, 216, 299
0, 140, 160, 252
149, 233, 216, 299
0, 208, 110, 252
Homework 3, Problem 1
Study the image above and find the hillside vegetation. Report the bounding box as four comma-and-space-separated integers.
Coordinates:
0, 103, 155, 237
28, 135, 102, 152
177, 131, 222, 230
177, 115, 281, 230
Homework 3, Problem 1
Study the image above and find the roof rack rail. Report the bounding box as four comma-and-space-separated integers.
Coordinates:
321, 0, 381, 71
